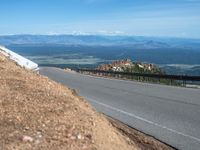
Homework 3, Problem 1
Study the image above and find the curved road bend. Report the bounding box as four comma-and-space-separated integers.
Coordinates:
40, 67, 200, 150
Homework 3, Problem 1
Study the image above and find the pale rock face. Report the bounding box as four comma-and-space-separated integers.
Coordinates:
22, 135, 34, 142
138, 64, 144, 69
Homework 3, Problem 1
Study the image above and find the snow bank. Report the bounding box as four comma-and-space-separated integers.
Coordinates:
0, 45, 39, 71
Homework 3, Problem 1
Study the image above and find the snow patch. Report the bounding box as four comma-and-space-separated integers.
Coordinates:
0, 45, 39, 71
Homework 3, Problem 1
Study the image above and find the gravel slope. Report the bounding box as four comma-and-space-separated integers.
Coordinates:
0, 54, 137, 150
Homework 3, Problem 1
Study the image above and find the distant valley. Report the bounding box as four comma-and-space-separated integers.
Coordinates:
0, 35, 200, 75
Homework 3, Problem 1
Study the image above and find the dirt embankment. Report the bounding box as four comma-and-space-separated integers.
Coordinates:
0, 54, 139, 150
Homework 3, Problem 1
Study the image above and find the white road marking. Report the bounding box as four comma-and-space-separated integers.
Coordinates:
87, 98, 200, 143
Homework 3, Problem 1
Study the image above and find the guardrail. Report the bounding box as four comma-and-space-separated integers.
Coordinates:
75, 68, 200, 86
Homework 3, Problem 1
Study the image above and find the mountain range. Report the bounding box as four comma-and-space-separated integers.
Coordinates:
0, 35, 200, 49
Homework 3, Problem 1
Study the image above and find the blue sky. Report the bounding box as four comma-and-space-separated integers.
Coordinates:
0, 0, 200, 38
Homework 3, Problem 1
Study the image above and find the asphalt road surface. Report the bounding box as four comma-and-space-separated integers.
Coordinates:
40, 67, 200, 150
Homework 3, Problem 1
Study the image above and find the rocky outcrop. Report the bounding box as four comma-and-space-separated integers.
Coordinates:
97, 59, 158, 73
97, 59, 132, 71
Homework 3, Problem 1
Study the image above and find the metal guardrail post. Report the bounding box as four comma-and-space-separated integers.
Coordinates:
75, 69, 200, 85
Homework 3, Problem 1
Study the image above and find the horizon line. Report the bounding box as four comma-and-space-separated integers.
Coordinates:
0, 33, 200, 40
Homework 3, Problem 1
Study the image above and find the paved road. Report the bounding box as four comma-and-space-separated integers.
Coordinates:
40, 67, 200, 150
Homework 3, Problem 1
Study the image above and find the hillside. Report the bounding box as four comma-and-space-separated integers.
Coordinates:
0, 53, 137, 150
